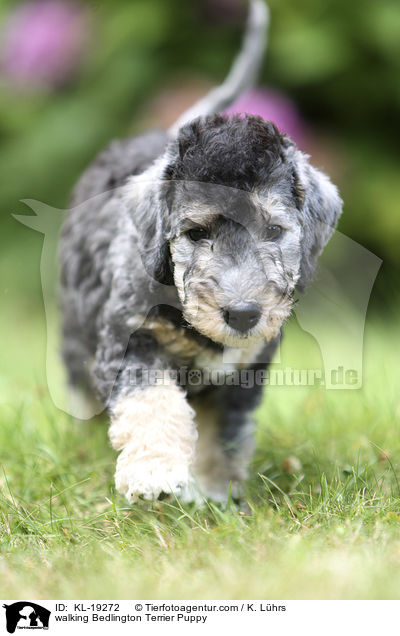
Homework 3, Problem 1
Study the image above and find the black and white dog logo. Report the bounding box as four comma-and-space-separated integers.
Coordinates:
2, 602, 50, 633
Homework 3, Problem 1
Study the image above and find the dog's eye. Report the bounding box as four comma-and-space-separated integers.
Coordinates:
266, 225, 283, 240
187, 227, 209, 242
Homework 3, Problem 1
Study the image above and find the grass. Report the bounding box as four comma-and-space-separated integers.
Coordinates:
1, 294, 400, 600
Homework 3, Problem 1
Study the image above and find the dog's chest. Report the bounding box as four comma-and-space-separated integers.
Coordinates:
146, 318, 265, 373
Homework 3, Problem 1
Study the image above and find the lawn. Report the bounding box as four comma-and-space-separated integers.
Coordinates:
1, 289, 400, 600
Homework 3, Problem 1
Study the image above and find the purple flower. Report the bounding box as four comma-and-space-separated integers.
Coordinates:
224, 88, 308, 148
202, 0, 246, 24
1, 0, 89, 89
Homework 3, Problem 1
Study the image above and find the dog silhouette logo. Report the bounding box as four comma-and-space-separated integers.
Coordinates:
2, 602, 50, 633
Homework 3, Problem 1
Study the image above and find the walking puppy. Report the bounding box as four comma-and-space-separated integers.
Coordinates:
60, 1, 342, 502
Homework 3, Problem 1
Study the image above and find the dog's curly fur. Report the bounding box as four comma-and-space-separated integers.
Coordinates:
60, 111, 342, 502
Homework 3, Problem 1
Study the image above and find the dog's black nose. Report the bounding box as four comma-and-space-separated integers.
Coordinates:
223, 303, 261, 333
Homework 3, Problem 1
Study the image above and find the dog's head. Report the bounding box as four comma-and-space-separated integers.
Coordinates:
127, 114, 342, 348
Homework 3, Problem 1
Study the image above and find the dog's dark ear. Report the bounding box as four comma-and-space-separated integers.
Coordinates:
141, 208, 174, 286
293, 153, 343, 290
142, 233, 174, 286
126, 177, 174, 286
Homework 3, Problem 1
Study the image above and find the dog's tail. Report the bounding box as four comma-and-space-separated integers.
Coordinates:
168, 0, 269, 137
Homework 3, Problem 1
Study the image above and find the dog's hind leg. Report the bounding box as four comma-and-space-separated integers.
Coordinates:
61, 304, 102, 419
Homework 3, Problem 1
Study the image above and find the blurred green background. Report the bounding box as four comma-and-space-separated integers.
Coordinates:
0, 0, 399, 314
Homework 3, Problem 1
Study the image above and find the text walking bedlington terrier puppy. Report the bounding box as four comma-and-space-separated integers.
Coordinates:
60, 1, 342, 502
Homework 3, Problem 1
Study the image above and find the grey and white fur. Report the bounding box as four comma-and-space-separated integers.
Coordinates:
60, 0, 342, 503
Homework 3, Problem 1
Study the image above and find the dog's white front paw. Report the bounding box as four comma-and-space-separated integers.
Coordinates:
109, 386, 197, 503
115, 451, 192, 502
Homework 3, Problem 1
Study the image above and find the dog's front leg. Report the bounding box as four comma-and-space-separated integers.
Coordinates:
92, 334, 197, 503
109, 381, 197, 502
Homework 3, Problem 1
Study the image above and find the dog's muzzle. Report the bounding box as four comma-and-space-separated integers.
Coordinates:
222, 302, 261, 333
